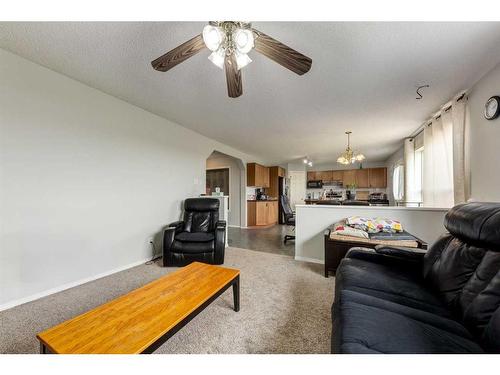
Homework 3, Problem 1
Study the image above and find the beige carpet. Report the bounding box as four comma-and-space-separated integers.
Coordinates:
0, 247, 334, 354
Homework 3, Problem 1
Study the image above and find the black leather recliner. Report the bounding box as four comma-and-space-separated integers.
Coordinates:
332, 202, 500, 353
163, 198, 226, 267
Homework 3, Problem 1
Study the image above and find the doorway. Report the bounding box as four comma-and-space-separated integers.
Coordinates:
206, 151, 244, 227
288, 171, 306, 209
206, 168, 230, 200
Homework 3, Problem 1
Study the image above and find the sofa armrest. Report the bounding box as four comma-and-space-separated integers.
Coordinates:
345, 247, 422, 271
374, 245, 427, 261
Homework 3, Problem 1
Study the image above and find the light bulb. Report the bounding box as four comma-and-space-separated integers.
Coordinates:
234, 50, 252, 70
202, 25, 223, 52
234, 28, 254, 54
356, 154, 366, 161
208, 48, 225, 69
303, 158, 308, 164
308, 161, 313, 167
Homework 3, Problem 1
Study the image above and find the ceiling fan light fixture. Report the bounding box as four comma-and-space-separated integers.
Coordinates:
202, 25, 224, 52
234, 50, 252, 70
234, 28, 254, 54
208, 48, 225, 69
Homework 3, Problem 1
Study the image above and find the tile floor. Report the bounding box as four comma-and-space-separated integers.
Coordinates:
227, 224, 295, 257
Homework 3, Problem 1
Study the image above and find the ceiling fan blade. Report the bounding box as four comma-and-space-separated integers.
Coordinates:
151, 34, 206, 72
224, 54, 243, 98
252, 29, 312, 75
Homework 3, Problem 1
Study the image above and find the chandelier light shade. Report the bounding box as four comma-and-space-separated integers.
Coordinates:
337, 131, 365, 165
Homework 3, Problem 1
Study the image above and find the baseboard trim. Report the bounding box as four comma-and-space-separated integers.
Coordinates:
228, 225, 241, 228
0, 257, 151, 312
294, 256, 324, 265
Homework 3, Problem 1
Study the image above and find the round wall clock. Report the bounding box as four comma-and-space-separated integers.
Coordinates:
484, 96, 500, 120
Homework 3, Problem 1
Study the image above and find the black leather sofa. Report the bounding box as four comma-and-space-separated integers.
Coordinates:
332, 202, 500, 353
163, 198, 226, 267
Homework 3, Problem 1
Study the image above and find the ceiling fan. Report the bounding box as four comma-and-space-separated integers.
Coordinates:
151, 21, 312, 98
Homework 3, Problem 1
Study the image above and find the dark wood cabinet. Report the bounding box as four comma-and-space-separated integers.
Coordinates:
247, 163, 270, 188
355, 169, 369, 188
307, 171, 318, 181
342, 170, 356, 187
369, 168, 387, 188
306, 167, 387, 188
247, 200, 278, 226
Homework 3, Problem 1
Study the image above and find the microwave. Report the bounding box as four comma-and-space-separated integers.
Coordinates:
307, 180, 323, 188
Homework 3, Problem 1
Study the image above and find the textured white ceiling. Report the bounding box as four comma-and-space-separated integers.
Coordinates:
2, 22, 500, 164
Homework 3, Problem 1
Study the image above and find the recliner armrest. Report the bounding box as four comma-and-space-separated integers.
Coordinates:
216, 220, 226, 230
167, 220, 184, 234
374, 245, 427, 261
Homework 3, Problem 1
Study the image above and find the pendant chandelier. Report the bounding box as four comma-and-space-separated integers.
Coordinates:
337, 131, 365, 165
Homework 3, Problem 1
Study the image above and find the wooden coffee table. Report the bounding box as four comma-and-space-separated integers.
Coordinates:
37, 262, 240, 354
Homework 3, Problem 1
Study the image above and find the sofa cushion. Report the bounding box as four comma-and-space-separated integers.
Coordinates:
338, 290, 474, 339
172, 239, 214, 254
175, 232, 215, 243
333, 290, 484, 354
337, 257, 450, 316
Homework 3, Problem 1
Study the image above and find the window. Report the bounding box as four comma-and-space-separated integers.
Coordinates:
414, 147, 424, 204
392, 164, 404, 201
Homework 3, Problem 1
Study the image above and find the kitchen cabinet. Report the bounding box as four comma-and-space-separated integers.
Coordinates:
267, 166, 286, 199
342, 170, 356, 187
317, 170, 333, 183
247, 200, 278, 226
355, 169, 369, 188
369, 168, 387, 188
307, 171, 318, 181
247, 163, 270, 188
331, 170, 343, 182
307, 167, 387, 188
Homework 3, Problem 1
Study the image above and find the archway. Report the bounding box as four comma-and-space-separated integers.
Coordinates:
205, 150, 245, 227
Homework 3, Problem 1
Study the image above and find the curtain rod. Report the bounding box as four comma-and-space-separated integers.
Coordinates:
408, 91, 467, 139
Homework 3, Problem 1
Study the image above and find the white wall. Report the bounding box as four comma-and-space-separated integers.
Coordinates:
295, 205, 447, 263
468, 61, 500, 202
0, 49, 261, 309
206, 151, 244, 227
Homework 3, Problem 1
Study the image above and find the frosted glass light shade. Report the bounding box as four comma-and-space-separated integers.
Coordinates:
355, 154, 366, 161
234, 29, 254, 54
202, 25, 223, 52
208, 48, 225, 69
235, 51, 252, 70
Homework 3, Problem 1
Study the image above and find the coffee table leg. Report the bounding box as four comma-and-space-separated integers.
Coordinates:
40, 342, 46, 354
233, 275, 240, 312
